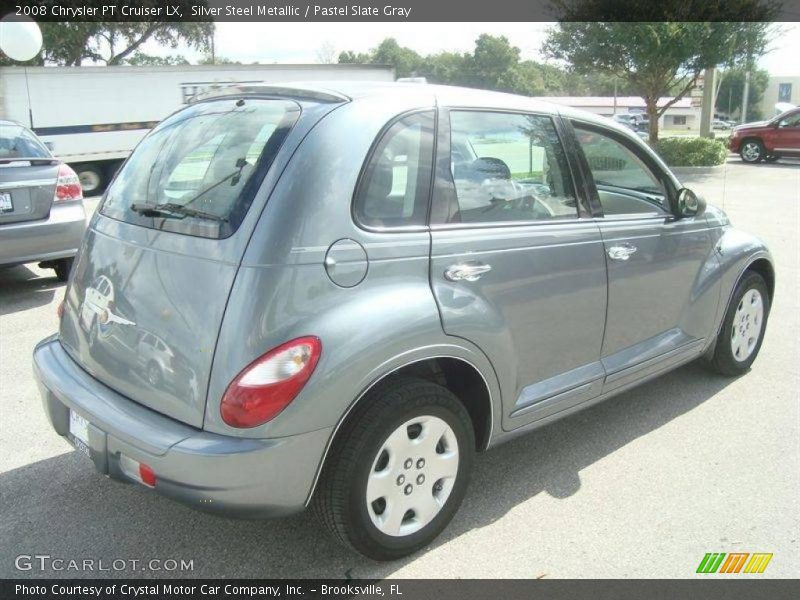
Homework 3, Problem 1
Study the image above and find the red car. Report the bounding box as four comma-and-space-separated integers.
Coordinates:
729, 107, 800, 163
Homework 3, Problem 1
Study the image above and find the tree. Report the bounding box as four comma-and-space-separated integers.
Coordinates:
543, 1, 777, 142
126, 53, 190, 66
467, 35, 521, 90
316, 42, 338, 64
1, 18, 212, 67
716, 68, 770, 121
370, 38, 422, 78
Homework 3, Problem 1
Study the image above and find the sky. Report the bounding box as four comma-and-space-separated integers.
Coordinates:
142, 22, 800, 76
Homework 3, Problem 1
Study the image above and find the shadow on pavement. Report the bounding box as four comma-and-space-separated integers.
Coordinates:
0, 265, 62, 317
0, 362, 736, 579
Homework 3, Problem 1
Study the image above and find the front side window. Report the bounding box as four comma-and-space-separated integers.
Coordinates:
445, 111, 576, 224
101, 98, 299, 239
574, 125, 667, 216
353, 111, 435, 229
778, 111, 800, 128
0, 123, 50, 159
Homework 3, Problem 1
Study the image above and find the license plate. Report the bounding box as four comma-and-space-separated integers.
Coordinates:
69, 410, 90, 457
0, 192, 12, 213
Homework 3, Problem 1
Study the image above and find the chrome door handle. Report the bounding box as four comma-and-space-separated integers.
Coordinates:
444, 261, 492, 282
607, 243, 638, 261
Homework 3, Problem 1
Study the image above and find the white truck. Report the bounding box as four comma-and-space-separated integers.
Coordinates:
0, 64, 394, 194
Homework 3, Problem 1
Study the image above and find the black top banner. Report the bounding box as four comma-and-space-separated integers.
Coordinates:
4, 0, 800, 22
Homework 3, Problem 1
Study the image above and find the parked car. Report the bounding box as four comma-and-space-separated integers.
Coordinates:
33, 83, 774, 560
611, 113, 649, 140
713, 119, 732, 130
729, 107, 800, 163
0, 120, 85, 280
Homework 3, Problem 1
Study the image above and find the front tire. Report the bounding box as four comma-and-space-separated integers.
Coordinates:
740, 139, 765, 163
707, 271, 770, 376
312, 376, 474, 561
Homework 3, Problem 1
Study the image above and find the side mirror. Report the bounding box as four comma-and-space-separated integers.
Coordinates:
676, 188, 706, 218
44, 141, 54, 152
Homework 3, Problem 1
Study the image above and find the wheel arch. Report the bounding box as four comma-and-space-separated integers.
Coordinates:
745, 257, 775, 302
305, 353, 496, 506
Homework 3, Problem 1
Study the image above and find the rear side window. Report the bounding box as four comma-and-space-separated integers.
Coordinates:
444, 111, 577, 224
0, 123, 50, 159
353, 111, 435, 229
101, 98, 300, 239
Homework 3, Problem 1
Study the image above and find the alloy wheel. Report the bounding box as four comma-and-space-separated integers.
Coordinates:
741, 142, 762, 163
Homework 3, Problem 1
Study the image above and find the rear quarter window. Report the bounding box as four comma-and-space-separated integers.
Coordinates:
101, 98, 300, 239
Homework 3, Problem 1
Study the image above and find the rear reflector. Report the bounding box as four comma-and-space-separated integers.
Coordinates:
119, 454, 156, 488
54, 164, 83, 202
221, 336, 322, 428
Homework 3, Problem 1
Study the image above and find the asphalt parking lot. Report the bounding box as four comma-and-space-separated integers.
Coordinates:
1, 158, 798, 579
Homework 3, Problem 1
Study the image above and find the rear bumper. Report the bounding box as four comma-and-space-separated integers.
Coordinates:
32, 335, 331, 518
0, 201, 86, 266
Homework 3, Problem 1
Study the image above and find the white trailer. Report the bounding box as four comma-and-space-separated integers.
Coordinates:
0, 64, 394, 194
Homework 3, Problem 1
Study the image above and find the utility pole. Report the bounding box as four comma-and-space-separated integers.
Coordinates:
700, 68, 716, 138
613, 78, 618, 115
741, 69, 751, 124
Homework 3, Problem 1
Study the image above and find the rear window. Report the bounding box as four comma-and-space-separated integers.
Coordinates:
101, 98, 300, 239
0, 123, 50, 160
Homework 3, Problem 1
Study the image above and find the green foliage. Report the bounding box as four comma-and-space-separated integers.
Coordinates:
654, 137, 728, 167
127, 54, 190, 66
1, 14, 212, 66
543, 2, 775, 142
716, 68, 769, 121
338, 35, 638, 97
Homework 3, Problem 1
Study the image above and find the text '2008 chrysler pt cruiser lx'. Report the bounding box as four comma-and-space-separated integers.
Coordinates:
33, 82, 774, 560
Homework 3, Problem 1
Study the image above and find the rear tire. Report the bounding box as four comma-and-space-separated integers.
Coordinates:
706, 271, 770, 376
312, 376, 474, 561
76, 164, 104, 195
53, 257, 74, 282
739, 139, 765, 163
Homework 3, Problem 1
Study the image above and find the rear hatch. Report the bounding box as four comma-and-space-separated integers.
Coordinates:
58, 96, 308, 428
0, 122, 59, 225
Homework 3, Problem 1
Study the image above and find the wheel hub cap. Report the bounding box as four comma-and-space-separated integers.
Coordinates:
730, 288, 764, 362
366, 415, 459, 537
742, 143, 760, 161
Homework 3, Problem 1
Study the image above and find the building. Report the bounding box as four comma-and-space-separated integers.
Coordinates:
759, 75, 800, 116
536, 96, 700, 131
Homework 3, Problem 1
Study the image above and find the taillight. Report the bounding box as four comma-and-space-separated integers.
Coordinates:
221, 336, 322, 428
54, 164, 83, 202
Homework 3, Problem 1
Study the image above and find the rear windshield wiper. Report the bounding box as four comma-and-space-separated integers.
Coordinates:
130, 202, 228, 222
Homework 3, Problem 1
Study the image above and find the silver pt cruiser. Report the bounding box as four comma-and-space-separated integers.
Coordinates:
33, 83, 774, 560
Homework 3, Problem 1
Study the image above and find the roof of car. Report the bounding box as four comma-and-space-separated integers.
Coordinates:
202, 80, 638, 141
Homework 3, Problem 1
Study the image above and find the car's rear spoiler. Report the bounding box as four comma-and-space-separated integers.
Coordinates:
191, 84, 350, 105
0, 157, 60, 165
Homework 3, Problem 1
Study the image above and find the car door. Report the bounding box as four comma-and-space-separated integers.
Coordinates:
429, 108, 608, 430
767, 110, 800, 156
570, 121, 720, 394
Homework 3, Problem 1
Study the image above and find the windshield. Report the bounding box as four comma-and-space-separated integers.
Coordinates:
101, 98, 300, 239
0, 122, 51, 160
